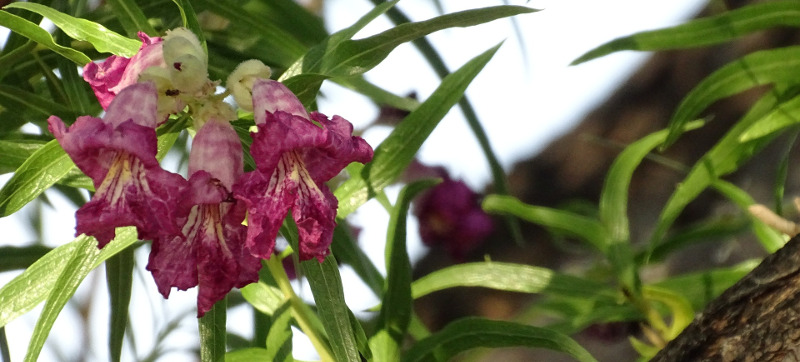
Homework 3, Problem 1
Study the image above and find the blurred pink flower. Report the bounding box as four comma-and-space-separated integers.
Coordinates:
415, 176, 493, 260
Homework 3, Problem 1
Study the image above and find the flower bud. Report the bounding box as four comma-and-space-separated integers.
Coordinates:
226, 59, 272, 111
162, 28, 208, 93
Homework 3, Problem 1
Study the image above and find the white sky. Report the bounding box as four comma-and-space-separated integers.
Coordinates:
0, 0, 705, 361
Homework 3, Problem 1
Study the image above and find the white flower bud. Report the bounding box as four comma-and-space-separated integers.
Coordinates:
226, 59, 272, 111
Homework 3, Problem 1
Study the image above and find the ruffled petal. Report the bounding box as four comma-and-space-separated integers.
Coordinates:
303, 113, 374, 183
252, 78, 309, 122
233, 160, 295, 259
291, 166, 337, 262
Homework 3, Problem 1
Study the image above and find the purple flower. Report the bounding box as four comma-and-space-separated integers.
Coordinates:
48, 82, 187, 247
415, 177, 493, 260
234, 79, 374, 262
83, 32, 164, 109
147, 119, 261, 317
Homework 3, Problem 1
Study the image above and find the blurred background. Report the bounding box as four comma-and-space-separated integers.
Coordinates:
0, 0, 746, 360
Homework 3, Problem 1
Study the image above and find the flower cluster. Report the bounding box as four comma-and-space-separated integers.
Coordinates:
50, 28, 373, 316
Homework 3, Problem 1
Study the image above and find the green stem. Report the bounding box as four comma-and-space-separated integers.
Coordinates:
265, 256, 335, 362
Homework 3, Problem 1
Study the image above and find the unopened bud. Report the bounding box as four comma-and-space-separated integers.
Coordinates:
226, 59, 272, 111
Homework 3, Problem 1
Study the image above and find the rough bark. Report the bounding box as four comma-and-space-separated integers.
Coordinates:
653, 234, 800, 362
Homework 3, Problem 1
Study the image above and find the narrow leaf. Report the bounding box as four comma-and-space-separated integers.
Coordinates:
5, 2, 140, 57
663, 46, 800, 148
199, 297, 227, 362
401, 318, 598, 362
106, 0, 157, 37
739, 93, 800, 141
335, 44, 501, 218
0, 140, 76, 217
24, 228, 137, 362
265, 301, 293, 362
371, 180, 439, 361
0, 245, 52, 272
411, 261, 616, 301
106, 246, 135, 362
573, 2, 800, 65
0, 139, 46, 175
301, 255, 361, 362
482, 195, 608, 252
0, 10, 91, 64
226, 348, 271, 362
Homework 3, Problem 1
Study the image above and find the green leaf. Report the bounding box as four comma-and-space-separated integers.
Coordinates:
199, 297, 227, 362
335, 44, 501, 218
712, 179, 785, 252
649, 87, 786, 252
226, 347, 271, 362
172, 0, 207, 54
330, 222, 384, 296
0, 10, 91, 65
411, 261, 616, 301
0, 139, 47, 175
739, 93, 800, 141
0, 140, 76, 217
370, 180, 438, 362
106, 0, 157, 37
401, 318, 598, 362
5, 2, 140, 57
301, 255, 361, 362
0, 245, 52, 272
240, 281, 284, 316
653, 259, 758, 311
106, 246, 135, 362
24, 228, 138, 362
600, 120, 704, 244
322, 6, 533, 78
482, 195, 608, 252
663, 46, 800, 148
0, 84, 78, 120
265, 301, 293, 362
573, 1, 800, 65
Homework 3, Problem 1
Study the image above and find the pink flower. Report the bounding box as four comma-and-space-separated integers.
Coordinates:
83, 32, 165, 109
48, 82, 187, 247
147, 119, 261, 317
234, 79, 374, 262
415, 177, 493, 260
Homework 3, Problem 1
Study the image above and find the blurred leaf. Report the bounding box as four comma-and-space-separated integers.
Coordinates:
199, 298, 227, 362
195, 0, 307, 67
226, 347, 271, 362
335, 44, 501, 218
0, 245, 53, 272
331, 223, 384, 296
265, 301, 293, 362
573, 1, 800, 65
649, 85, 789, 252
482, 194, 608, 252
24, 228, 138, 362
653, 259, 759, 311
0, 10, 91, 65
5, 2, 139, 57
739, 93, 800, 141
55, 54, 94, 115
641, 217, 750, 264
0, 84, 78, 120
0, 139, 47, 175
370, 180, 438, 362
106, 0, 157, 37
411, 261, 616, 301
663, 46, 800, 148
106, 246, 135, 362
0, 140, 76, 217
601, 120, 704, 244
712, 179, 786, 252
241, 281, 284, 316
642, 286, 693, 339
401, 318, 598, 362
